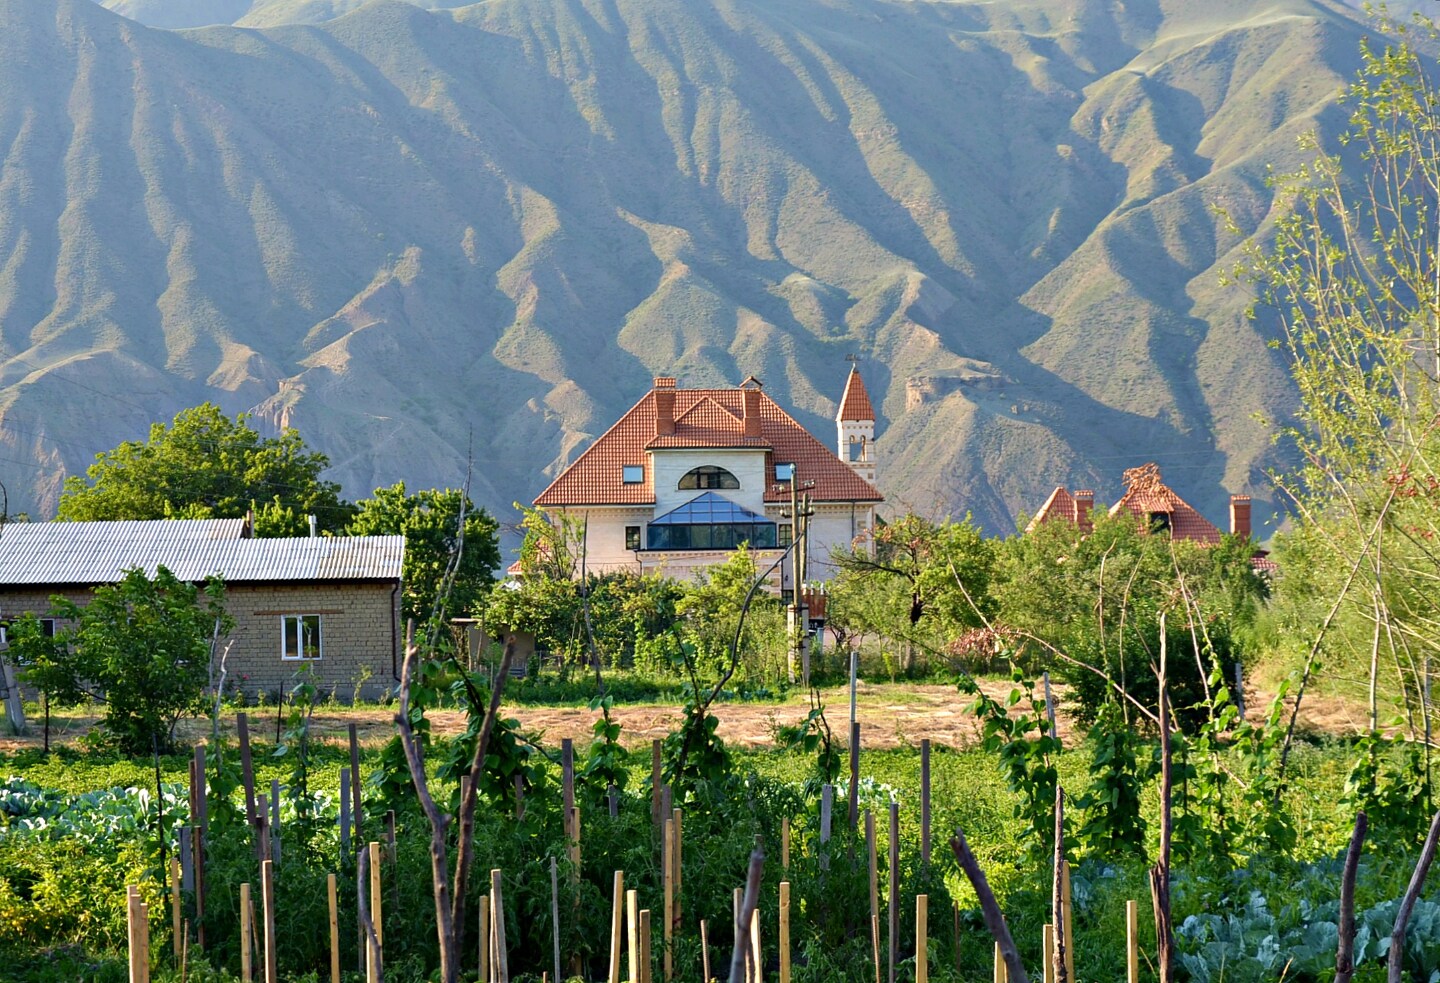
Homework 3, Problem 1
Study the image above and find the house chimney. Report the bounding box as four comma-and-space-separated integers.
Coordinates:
743, 386, 762, 438
1230, 495, 1252, 539
1073, 490, 1095, 533
308, 514, 317, 538
654, 377, 676, 436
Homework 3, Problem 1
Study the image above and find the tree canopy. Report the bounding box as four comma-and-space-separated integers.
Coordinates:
57, 403, 352, 536
348, 483, 500, 623
11, 567, 232, 753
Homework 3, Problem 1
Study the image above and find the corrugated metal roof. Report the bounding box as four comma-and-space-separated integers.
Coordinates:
0, 519, 403, 585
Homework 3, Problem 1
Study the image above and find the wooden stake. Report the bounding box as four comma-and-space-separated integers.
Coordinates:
749, 905, 760, 983
180, 919, 189, 982
139, 901, 151, 983
921, 739, 932, 867
640, 908, 653, 983
916, 894, 928, 983
1052, 790, 1068, 983
368, 842, 383, 981
478, 895, 491, 983
170, 858, 183, 962
490, 886, 500, 983
328, 873, 340, 983
240, 883, 253, 983
849, 721, 861, 828
664, 817, 675, 982
1061, 861, 1075, 983
492, 869, 510, 983
651, 740, 663, 828
701, 918, 711, 983
262, 860, 277, 983
888, 800, 899, 983
347, 724, 363, 971
1042, 925, 1054, 983
1125, 900, 1138, 983
192, 825, 206, 951
339, 767, 352, 852
994, 941, 1008, 983
270, 779, 282, 866
237, 714, 258, 854
820, 784, 834, 870
870, 915, 882, 983
781, 818, 791, 871
609, 871, 625, 983
672, 808, 683, 932
627, 888, 640, 983
551, 856, 563, 983
866, 811, 880, 983
779, 881, 791, 983
128, 885, 142, 983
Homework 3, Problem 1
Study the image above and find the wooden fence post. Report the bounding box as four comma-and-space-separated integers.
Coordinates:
627, 888, 640, 983
921, 740, 932, 868
916, 894, 928, 983
328, 873, 340, 983
779, 881, 792, 983
239, 883, 252, 983
261, 859, 277, 983
492, 869, 510, 983
478, 895, 490, 983
888, 800, 899, 983
609, 871, 625, 983
1126, 900, 1138, 983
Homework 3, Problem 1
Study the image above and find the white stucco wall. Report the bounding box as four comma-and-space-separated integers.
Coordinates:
651, 448, 770, 516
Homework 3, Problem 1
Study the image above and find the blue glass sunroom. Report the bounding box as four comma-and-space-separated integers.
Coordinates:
646, 492, 778, 550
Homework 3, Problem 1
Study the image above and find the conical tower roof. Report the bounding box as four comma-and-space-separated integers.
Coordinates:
837, 366, 876, 422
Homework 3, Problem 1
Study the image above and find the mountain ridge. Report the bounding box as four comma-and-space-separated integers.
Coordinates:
0, 0, 1380, 535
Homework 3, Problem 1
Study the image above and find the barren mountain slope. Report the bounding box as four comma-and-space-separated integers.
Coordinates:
1, 0, 1374, 533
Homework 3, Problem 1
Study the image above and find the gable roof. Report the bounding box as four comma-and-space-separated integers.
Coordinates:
535, 381, 883, 507
0, 519, 404, 586
837, 366, 876, 422
1026, 487, 1076, 533
1110, 483, 1222, 545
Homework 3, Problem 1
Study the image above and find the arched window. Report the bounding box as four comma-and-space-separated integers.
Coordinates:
678, 466, 740, 490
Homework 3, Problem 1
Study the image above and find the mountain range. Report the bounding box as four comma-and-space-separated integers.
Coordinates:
0, 0, 1392, 536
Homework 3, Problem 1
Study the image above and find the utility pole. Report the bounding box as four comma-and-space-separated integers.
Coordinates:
783, 473, 816, 687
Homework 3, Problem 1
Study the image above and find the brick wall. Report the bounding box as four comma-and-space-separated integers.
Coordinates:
0, 581, 400, 703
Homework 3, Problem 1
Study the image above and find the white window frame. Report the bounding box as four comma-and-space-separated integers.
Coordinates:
622, 465, 645, 484
281, 614, 324, 661
775, 463, 795, 481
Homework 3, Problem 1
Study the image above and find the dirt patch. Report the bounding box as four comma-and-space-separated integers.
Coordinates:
0, 679, 1380, 754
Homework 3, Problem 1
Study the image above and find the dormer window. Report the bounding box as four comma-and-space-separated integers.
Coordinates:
1148, 511, 1172, 535
775, 463, 795, 481
622, 465, 644, 484
678, 466, 739, 490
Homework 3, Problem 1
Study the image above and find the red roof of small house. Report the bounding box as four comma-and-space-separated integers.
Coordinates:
1108, 463, 1222, 545
1026, 486, 1076, 534
535, 380, 883, 507
837, 366, 876, 422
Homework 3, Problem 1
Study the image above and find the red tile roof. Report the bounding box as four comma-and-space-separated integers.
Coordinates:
837, 366, 876, 422
535, 382, 883, 507
1027, 486, 1075, 533
1109, 464, 1222, 545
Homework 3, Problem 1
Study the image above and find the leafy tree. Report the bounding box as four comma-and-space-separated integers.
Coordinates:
1239, 21, 1440, 797
993, 507, 1264, 724
515, 503, 585, 580
11, 567, 232, 753
348, 482, 500, 623
828, 513, 998, 670
57, 403, 352, 536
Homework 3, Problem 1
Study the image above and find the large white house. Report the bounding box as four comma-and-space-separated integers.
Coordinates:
530, 369, 883, 591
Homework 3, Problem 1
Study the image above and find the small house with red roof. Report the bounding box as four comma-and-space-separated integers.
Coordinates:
1028, 462, 1254, 544
527, 369, 883, 588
